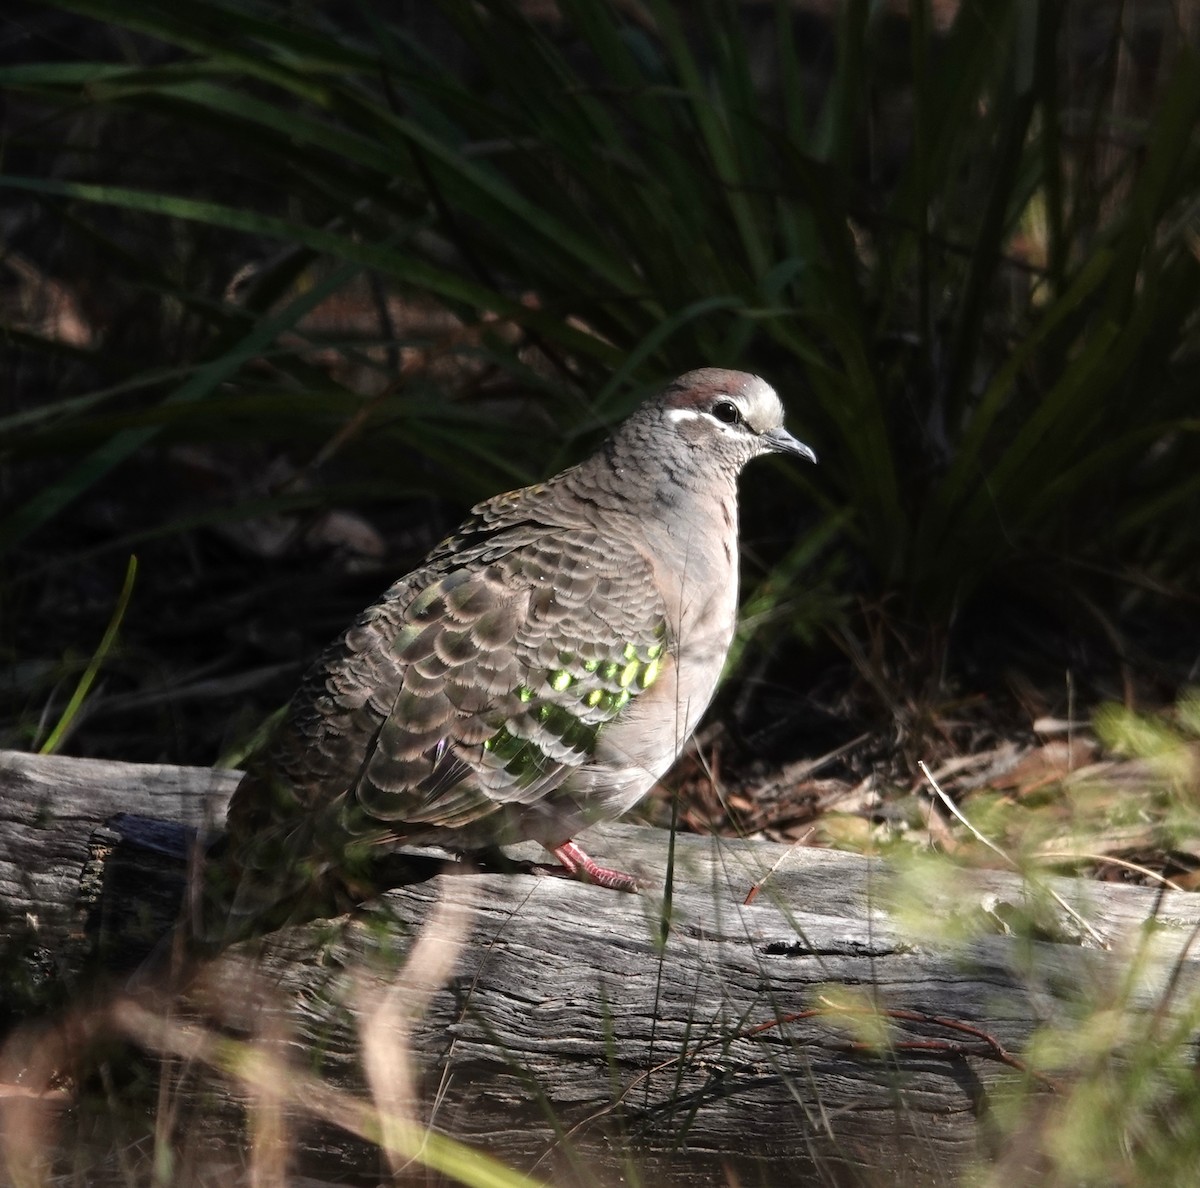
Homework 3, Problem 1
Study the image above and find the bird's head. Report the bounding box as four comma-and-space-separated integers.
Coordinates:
653, 368, 817, 472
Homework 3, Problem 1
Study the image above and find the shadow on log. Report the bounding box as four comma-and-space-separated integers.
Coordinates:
3, 749, 1200, 1187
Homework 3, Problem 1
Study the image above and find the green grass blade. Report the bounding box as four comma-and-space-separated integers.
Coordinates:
39, 555, 138, 755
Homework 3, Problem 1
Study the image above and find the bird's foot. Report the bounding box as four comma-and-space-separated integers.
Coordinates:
544, 839, 641, 893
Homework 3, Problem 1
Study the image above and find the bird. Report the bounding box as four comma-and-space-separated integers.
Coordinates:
215, 368, 816, 935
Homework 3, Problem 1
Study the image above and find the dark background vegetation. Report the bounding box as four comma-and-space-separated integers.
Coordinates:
2, 0, 1198, 809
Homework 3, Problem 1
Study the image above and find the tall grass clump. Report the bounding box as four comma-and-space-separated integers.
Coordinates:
2, 0, 1198, 747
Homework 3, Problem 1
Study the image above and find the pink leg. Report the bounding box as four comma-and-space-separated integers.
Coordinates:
548, 839, 641, 893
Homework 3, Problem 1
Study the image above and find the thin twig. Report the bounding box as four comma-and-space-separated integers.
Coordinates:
744, 832, 814, 906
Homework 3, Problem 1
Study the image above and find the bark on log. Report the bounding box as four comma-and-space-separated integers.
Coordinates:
2, 748, 1199, 1187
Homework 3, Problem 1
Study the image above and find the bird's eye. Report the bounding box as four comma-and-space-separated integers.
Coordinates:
712, 400, 741, 425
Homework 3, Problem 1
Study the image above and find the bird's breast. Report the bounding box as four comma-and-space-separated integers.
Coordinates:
607, 491, 741, 764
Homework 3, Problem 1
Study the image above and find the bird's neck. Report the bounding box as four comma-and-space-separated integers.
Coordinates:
557, 440, 741, 595
562, 432, 739, 529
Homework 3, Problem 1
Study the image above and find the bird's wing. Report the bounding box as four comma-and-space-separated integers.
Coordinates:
356, 527, 669, 828
228, 524, 669, 843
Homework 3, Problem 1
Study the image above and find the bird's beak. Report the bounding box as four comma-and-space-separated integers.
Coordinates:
762, 426, 817, 464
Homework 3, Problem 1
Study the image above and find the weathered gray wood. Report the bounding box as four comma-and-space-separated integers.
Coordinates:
3, 748, 1200, 1187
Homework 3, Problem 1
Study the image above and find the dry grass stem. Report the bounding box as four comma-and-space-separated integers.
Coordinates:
356, 881, 476, 1178
918, 759, 1109, 948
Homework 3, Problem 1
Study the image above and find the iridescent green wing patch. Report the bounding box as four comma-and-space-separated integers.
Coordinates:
474, 622, 669, 797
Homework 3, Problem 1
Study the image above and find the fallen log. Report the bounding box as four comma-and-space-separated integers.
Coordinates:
2, 748, 1198, 1187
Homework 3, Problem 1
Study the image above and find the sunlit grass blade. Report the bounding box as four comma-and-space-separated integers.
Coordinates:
38, 554, 138, 755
